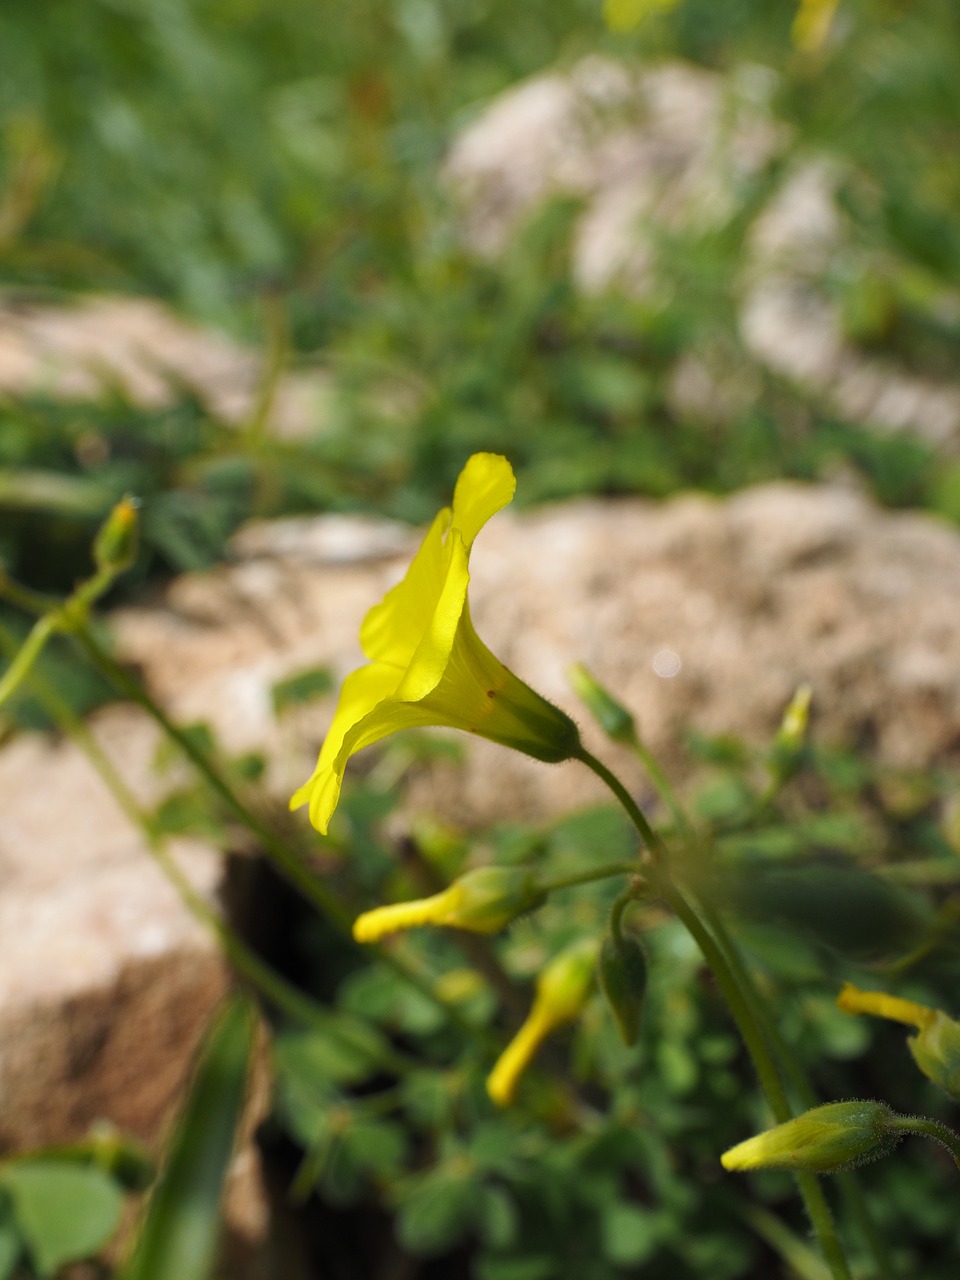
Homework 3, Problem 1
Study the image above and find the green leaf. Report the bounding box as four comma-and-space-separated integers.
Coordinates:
0, 1223, 19, 1280
473, 1255, 556, 1280
396, 1164, 477, 1257
601, 1202, 658, 1267
271, 666, 334, 715
120, 995, 257, 1280
4, 1161, 124, 1275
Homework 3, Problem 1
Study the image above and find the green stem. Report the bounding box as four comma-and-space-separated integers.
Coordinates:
609, 886, 638, 948
586, 738, 890, 1276
0, 622, 413, 1070
892, 1115, 960, 1170
539, 862, 639, 894
0, 558, 119, 711
69, 620, 482, 1040
630, 737, 698, 843
699, 896, 895, 1280
0, 612, 56, 709
576, 746, 853, 1280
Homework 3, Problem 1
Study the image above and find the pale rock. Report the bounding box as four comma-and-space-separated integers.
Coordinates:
0, 294, 330, 439
104, 483, 960, 829
0, 704, 229, 1150
448, 56, 960, 448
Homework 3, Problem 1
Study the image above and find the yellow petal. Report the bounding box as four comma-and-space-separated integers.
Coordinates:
360, 508, 451, 666
487, 1011, 551, 1107
353, 886, 461, 942
837, 983, 936, 1030
451, 453, 516, 550
290, 661, 404, 832
395, 531, 470, 702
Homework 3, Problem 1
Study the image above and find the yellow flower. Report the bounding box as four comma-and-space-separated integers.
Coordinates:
291, 453, 582, 834
721, 1101, 899, 1175
352, 867, 546, 943
792, 0, 841, 52
487, 940, 596, 1107
838, 983, 960, 1100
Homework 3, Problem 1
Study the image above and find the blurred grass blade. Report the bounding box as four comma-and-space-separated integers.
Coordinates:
120, 995, 258, 1280
0, 467, 113, 515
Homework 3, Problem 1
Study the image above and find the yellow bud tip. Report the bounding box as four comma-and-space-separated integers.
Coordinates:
352, 889, 456, 943
113, 497, 138, 527
837, 983, 936, 1030
486, 1015, 549, 1107
780, 682, 812, 741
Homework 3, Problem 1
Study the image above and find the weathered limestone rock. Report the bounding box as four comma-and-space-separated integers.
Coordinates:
0, 294, 330, 439
447, 56, 960, 449
0, 707, 228, 1150
109, 483, 960, 828
2, 479, 959, 1261
0, 708, 272, 1266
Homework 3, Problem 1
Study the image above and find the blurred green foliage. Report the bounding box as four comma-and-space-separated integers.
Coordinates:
4, 2, 960, 1277
254, 719, 960, 1279
3, 0, 960, 588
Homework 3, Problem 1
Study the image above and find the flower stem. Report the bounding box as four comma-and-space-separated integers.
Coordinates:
0, 612, 56, 710
576, 745, 853, 1280
621, 733, 892, 1280
69, 619, 483, 1039
539, 862, 640, 894
0, 620, 386, 1054
890, 1115, 960, 1170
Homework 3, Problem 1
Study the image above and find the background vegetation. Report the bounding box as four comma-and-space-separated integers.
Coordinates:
2, 0, 960, 1277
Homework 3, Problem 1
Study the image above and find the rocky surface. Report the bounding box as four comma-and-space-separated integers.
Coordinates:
0, 707, 228, 1150
0, 709, 271, 1265
0, 293, 330, 439
3, 477, 959, 1260
108, 483, 960, 827
447, 56, 960, 449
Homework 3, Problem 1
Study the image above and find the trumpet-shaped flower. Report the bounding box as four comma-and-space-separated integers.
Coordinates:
352, 867, 546, 943
487, 940, 596, 1107
291, 453, 582, 834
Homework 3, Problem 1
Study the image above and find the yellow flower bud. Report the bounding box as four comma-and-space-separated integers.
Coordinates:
769, 682, 812, 783
838, 983, 960, 1100
721, 1101, 901, 1175
353, 866, 546, 943
567, 662, 636, 745
93, 496, 140, 573
487, 940, 596, 1107
792, 0, 841, 53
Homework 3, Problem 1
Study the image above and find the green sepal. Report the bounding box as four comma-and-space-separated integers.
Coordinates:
598, 933, 648, 1046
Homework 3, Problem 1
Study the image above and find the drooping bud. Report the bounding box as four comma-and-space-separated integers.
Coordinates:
567, 662, 637, 745
487, 939, 596, 1106
838, 983, 960, 1100
769, 682, 812, 783
93, 495, 140, 574
598, 932, 648, 1046
721, 1101, 901, 1175
353, 866, 546, 943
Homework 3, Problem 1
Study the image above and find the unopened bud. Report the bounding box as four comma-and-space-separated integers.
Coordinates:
567, 662, 636, 744
721, 1101, 901, 1175
838, 983, 960, 1100
487, 940, 596, 1106
598, 933, 648, 1046
93, 496, 140, 573
769, 682, 812, 782
353, 866, 545, 943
